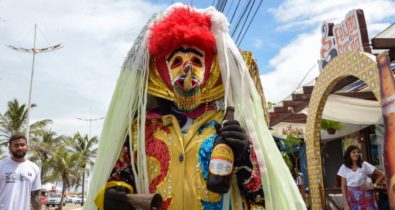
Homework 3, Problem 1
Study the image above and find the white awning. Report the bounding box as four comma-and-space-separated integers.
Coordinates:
271, 94, 382, 141
322, 94, 382, 125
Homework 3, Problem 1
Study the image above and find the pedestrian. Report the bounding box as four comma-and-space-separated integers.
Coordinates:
293, 168, 305, 193
292, 167, 306, 203
337, 145, 385, 210
0, 134, 41, 210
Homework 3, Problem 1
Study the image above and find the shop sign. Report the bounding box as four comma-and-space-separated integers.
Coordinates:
319, 9, 370, 71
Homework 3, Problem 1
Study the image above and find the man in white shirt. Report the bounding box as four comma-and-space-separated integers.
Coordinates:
0, 134, 41, 210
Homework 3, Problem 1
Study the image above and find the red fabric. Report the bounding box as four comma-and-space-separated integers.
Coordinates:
243, 142, 262, 192
146, 121, 171, 193
148, 7, 216, 89
184, 104, 215, 119
161, 198, 172, 210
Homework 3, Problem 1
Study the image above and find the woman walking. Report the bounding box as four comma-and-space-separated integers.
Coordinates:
337, 145, 385, 210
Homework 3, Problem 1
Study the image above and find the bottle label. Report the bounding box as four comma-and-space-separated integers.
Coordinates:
383, 94, 395, 115
209, 144, 234, 176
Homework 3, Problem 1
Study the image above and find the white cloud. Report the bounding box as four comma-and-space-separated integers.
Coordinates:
261, 0, 395, 103
269, 0, 395, 31
254, 38, 263, 49
261, 29, 321, 103
0, 0, 166, 137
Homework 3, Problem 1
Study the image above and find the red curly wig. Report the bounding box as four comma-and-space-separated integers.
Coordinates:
148, 6, 216, 89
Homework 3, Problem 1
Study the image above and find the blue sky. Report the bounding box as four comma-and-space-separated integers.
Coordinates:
0, 0, 394, 140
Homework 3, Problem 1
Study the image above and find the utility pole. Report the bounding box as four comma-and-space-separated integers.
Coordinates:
77, 113, 104, 139
7, 24, 62, 144
76, 113, 103, 206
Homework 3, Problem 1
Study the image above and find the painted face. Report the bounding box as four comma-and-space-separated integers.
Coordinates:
9, 138, 28, 159
350, 149, 361, 161
166, 46, 205, 92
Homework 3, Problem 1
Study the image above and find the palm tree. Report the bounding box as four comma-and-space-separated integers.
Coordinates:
47, 145, 80, 210
68, 133, 98, 206
29, 129, 63, 183
0, 99, 52, 146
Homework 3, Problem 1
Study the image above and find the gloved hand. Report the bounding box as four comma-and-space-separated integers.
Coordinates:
216, 120, 250, 163
104, 186, 134, 210
216, 120, 253, 182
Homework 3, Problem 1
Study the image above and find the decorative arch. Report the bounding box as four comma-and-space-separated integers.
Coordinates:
306, 51, 381, 209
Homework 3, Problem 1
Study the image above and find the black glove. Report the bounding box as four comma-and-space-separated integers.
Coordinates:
217, 120, 250, 163
216, 120, 253, 182
104, 186, 134, 210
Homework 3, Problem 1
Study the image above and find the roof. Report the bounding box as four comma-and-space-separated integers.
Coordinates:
371, 23, 395, 49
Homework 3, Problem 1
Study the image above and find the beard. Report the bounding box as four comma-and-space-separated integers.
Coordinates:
11, 150, 27, 158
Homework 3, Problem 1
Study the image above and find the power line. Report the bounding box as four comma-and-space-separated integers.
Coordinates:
229, 0, 241, 24
231, 0, 253, 38
224, 0, 235, 16
295, 61, 319, 91
215, 0, 224, 12
237, 0, 263, 46
235, 0, 256, 44
220, 0, 228, 12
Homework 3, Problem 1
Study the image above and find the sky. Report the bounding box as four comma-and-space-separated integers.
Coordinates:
0, 0, 394, 140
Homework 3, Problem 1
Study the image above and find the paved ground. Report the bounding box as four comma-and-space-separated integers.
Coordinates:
42, 203, 82, 210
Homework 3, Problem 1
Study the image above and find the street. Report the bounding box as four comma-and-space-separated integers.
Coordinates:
42, 203, 82, 210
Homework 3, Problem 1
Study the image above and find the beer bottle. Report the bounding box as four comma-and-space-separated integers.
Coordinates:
207, 106, 235, 193
377, 52, 395, 209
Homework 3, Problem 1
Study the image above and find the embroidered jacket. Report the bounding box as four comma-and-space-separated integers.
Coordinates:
109, 109, 264, 209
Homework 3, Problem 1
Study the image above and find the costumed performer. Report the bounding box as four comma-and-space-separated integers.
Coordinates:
84, 3, 306, 210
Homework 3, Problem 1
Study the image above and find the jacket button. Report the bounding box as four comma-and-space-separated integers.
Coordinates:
179, 154, 184, 162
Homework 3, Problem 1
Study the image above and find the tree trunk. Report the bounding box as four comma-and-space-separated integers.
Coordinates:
59, 182, 67, 210
81, 165, 86, 206
292, 154, 299, 170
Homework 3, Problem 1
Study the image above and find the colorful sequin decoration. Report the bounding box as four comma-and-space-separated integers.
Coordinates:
198, 120, 218, 134
201, 198, 223, 210
198, 133, 217, 180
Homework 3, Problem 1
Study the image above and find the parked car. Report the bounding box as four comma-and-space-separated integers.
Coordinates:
66, 196, 74, 203
46, 193, 66, 207
73, 196, 82, 204
68, 195, 82, 204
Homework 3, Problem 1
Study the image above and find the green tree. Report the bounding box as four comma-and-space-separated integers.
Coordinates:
0, 99, 52, 146
67, 133, 98, 206
47, 145, 80, 210
268, 101, 276, 110
29, 129, 63, 183
282, 125, 304, 169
